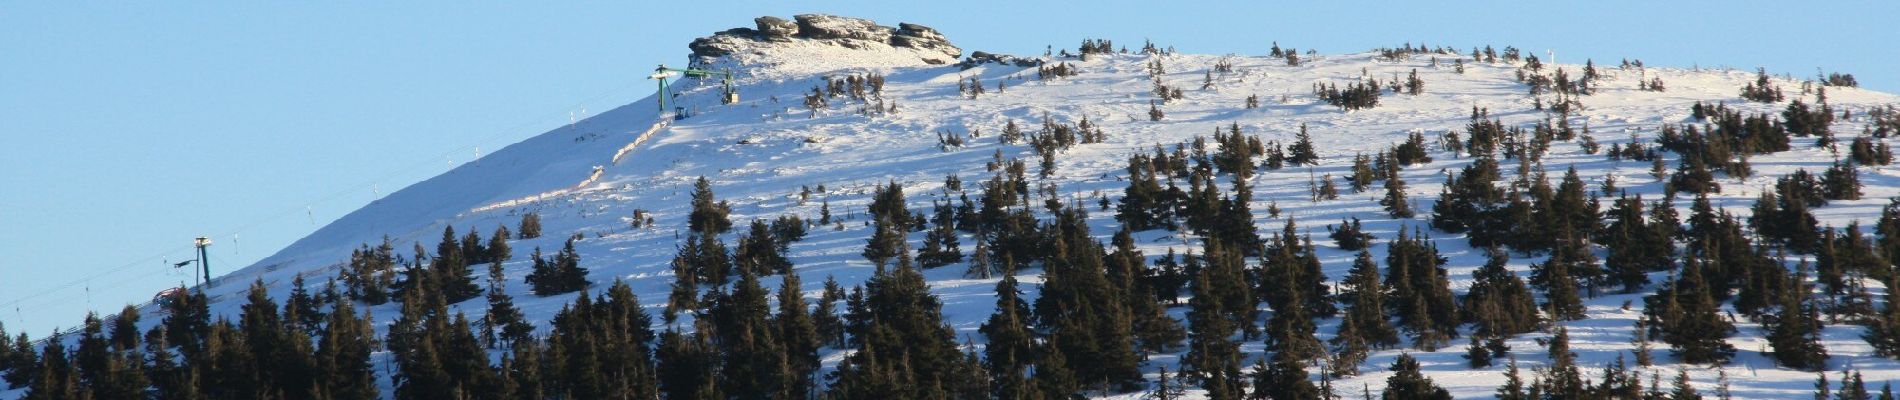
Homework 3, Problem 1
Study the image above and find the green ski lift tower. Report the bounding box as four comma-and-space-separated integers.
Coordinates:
648, 65, 738, 116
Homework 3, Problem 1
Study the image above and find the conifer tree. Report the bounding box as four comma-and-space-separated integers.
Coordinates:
1767, 275, 1829, 371
1497, 356, 1530, 400
1118, 153, 1172, 231
1382, 354, 1452, 400
237, 279, 319, 398
1251, 355, 1318, 399
1347, 153, 1375, 193
1540, 327, 1587, 397
1532, 241, 1588, 321
518, 212, 542, 239
483, 262, 533, 348
1866, 269, 1900, 358
526, 236, 591, 296
1335, 250, 1400, 351
433, 226, 485, 303
708, 270, 788, 397
689, 176, 734, 234
1839, 370, 1871, 400
734, 219, 790, 276
827, 242, 983, 399
861, 216, 906, 270
1601, 194, 1674, 292
1671, 368, 1704, 400
777, 272, 822, 398
917, 211, 963, 269
1032, 338, 1082, 399
655, 328, 718, 399
813, 276, 847, 348
1381, 165, 1413, 218
1432, 157, 1506, 234
1387, 229, 1458, 350
316, 298, 379, 400
1329, 217, 1374, 251
1459, 335, 1492, 369
981, 273, 1034, 399
1645, 255, 1737, 364
1184, 268, 1245, 398
1288, 124, 1319, 166
1032, 209, 1142, 392
1463, 248, 1541, 337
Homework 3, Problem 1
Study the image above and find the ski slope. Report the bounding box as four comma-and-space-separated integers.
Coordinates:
24, 21, 1900, 399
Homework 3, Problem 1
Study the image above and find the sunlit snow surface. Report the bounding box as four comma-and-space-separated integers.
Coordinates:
30, 43, 1900, 399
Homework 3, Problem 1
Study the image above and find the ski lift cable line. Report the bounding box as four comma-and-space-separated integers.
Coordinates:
1, 79, 650, 314
220, 78, 648, 237
0, 244, 194, 312
13, 264, 177, 317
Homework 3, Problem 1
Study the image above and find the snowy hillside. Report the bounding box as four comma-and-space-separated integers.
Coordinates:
15, 14, 1900, 399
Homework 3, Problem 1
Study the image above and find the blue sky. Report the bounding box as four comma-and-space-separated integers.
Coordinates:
2, 1, 1895, 335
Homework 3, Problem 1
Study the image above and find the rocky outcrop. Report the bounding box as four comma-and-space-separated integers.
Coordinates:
754, 16, 799, 39
958, 51, 1040, 69
689, 14, 961, 66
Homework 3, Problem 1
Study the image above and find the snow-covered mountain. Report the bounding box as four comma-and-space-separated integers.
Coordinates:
36, 14, 1900, 399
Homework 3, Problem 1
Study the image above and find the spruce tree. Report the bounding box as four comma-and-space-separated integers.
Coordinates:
1032, 209, 1142, 392
709, 270, 788, 397
1538, 327, 1588, 397
688, 176, 734, 234
1464, 248, 1541, 337
1329, 217, 1374, 251
1867, 268, 1900, 358
1497, 356, 1530, 400
1532, 242, 1589, 321
777, 272, 822, 398
1382, 354, 1452, 400
827, 242, 982, 399
736, 219, 793, 275
980, 274, 1035, 399
1646, 255, 1737, 364
1387, 229, 1458, 350
432, 226, 484, 303
655, 329, 718, 399
316, 298, 379, 400
518, 212, 542, 239
1381, 164, 1414, 218
1672, 368, 1704, 400
526, 236, 591, 296
1184, 269, 1245, 398
1464, 336, 1493, 368
813, 276, 847, 348
1251, 355, 1318, 399
1336, 250, 1400, 351
1288, 124, 1319, 166
1767, 276, 1829, 371
483, 262, 533, 348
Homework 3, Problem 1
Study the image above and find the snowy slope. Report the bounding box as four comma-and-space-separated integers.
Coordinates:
35, 20, 1900, 399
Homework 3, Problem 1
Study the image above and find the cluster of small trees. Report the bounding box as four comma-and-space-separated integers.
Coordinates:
823, 73, 885, 102
1742, 68, 1786, 102
1269, 42, 1303, 66
1313, 80, 1382, 111
1077, 38, 1116, 55
1036, 62, 1079, 80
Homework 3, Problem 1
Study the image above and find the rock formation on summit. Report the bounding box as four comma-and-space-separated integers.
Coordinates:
688, 14, 961, 68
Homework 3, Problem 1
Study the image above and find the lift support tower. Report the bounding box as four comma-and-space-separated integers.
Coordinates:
194, 237, 213, 288
649, 65, 738, 114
